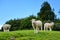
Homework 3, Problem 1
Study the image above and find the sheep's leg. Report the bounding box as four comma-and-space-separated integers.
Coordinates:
4, 29, 5, 32
38, 27, 39, 31
41, 25, 42, 31
50, 27, 52, 31
7, 30, 9, 32
32, 25, 36, 33
35, 26, 38, 33
45, 27, 48, 31
4, 29, 7, 32
44, 26, 46, 31
44, 26, 48, 31
3, 28, 5, 32
37, 27, 39, 33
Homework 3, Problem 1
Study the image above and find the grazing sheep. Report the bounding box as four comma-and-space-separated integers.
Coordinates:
31, 19, 42, 33
44, 22, 54, 31
2, 24, 11, 32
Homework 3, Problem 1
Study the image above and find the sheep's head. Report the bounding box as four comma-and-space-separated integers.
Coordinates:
30, 19, 36, 21
3, 24, 11, 29
51, 22, 54, 25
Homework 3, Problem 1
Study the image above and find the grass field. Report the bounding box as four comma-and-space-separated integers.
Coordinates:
0, 30, 60, 40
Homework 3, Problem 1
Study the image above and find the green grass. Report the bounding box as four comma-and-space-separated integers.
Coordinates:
0, 30, 60, 40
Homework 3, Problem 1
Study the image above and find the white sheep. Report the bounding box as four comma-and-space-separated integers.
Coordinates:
44, 22, 54, 31
2, 24, 11, 32
31, 19, 42, 33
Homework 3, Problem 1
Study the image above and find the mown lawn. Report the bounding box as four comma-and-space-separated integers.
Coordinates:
0, 30, 60, 40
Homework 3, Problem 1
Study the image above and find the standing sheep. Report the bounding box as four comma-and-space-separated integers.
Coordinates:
2, 24, 11, 32
44, 22, 54, 31
31, 19, 42, 33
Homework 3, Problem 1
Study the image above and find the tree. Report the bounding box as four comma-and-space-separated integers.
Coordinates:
53, 19, 60, 31
5, 19, 21, 31
20, 15, 36, 30
37, 1, 56, 22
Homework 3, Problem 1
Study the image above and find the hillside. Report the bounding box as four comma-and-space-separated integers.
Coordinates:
0, 30, 60, 40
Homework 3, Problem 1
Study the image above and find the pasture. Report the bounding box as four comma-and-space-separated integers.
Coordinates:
0, 30, 60, 40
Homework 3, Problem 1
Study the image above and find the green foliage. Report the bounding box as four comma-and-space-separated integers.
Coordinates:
55, 19, 60, 23
20, 18, 32, 30
53, 19, 60, 31
0, 30, 60, 40
37, 1, 56, 21
5, 19, 21, 31
2, 15, 36, 31
20, 15, 36, 30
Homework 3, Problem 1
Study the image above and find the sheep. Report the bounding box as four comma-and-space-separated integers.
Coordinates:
44, 22, 54, 31
2, 24, 11, 32
31, 19, 42, 33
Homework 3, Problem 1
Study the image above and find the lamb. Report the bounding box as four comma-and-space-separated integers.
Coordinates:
44, 22, 54, 31
2, 24, 11, 32
31, 19, 42, 33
